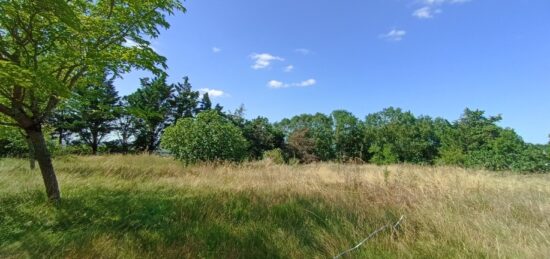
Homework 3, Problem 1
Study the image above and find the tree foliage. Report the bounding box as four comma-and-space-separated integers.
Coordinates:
63, 78, 120, 154
161, 110, 248, 164
0, 0, 184, 200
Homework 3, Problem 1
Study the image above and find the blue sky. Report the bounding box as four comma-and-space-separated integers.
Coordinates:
116, 0, 550, 144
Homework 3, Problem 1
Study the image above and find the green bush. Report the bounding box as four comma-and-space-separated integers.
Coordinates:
262, 148, 285, 164
161, 111, 249, 164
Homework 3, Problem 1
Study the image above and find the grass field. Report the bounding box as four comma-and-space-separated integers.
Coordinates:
1, 155, 549, 258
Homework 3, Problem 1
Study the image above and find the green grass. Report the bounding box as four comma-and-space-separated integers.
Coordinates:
1, 155, 549, 258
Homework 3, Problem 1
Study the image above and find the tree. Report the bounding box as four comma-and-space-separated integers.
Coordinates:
331, 110, 364, 161
48, 102, 75, 146
171, 76, 199, 121
198, 92, 212, 111
438, 109, 502, 165
0, 0, 184, 200
161, 110, 248, 164
113, 100, 137, 154
363, 107, 439, 164
65, 78, 120, 154
287, 128, 317, 163
242, 117, 285, 159
277, 113, 335, 161
126, 76, 174, 152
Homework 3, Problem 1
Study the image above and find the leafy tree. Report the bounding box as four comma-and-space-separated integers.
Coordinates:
113, 100, 137, 154
364, 107, 439, 164
331, 110, 364, 161
277, 113, 335, 161
0, 0, 184, 200
161, 110, 248, 164
438, 109, 502, 165
65, 78, 120, 154
287, 128, 318, 163
242, 117, 285, 159
48, 102, 75, 146
126, 76, 174, 152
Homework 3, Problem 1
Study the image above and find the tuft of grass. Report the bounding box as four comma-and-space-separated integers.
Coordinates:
1, 155, 549, 258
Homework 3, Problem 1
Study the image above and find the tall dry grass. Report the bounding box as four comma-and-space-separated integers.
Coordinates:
1, 154, 549, 258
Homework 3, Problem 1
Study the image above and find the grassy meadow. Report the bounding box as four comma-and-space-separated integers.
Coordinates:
0, 155, 549, 258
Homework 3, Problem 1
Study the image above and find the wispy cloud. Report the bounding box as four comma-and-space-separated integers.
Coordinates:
268, 80, 285, 89
413, 6, 441, 19
380, 29, 407, 41
250, 53, 284, 70
295, 48, 311, 55
267, 79, 317, 89
199, 88, 226, 97
284, 65, 294, 72
413, 0, 470, 19
212, 47, 221, 53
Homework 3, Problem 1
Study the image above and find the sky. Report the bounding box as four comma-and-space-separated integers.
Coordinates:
116, 0, 550, 144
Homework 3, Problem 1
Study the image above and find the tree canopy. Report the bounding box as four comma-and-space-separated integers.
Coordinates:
0, 0, 185, 200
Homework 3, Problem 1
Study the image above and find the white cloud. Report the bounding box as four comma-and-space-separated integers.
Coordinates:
267, 79, 317, 89
268, 80, 285, 89
295, 48, 311, 55
380, 29, 407, 41
284, 65, 294, 72
414, 0, 469, 19
212, 47, 221, 53
250, 53, 284, 70
413, 6, 441, 19
199, 88, 226, 97
295, 79, 316, 87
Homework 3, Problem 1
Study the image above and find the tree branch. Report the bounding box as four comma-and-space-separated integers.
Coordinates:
0, 103, 14, 117
0, 121, 19, 127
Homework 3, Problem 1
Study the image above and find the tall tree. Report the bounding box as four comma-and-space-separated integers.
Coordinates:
0, 0, 184, 200
171, 76, 199, 121
199, 92, 212, 111
65, 78, 120, 154
126, 76, 174, 152
48, 102, 74, 146
331, 110, 364, 161
114, 100, 136, 154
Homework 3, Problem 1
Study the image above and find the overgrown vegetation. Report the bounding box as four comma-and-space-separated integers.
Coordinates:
1, 155, 549, 258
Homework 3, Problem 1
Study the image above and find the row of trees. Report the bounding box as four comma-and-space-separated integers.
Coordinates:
45, 75, 217, 155
158, 103, 549, 173
2, 76, 549, 173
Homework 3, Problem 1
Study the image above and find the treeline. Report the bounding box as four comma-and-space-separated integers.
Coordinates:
1, 76, 549, 172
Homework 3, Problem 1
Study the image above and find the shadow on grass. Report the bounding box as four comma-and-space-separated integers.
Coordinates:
0, 187, 387, 258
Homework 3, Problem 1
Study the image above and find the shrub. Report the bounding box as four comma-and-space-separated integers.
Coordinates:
161, 111, 248, 164
262, 148, 285, 164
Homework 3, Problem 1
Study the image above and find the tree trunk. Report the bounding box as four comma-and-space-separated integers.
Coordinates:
58, 129, 63, 146
92, 132, 98, 155
26, 126, 61, 201
21, 131, 36, 170
26, 135, 36, 170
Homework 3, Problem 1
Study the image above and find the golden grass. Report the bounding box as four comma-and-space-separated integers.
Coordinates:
1, 154, 549, 258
